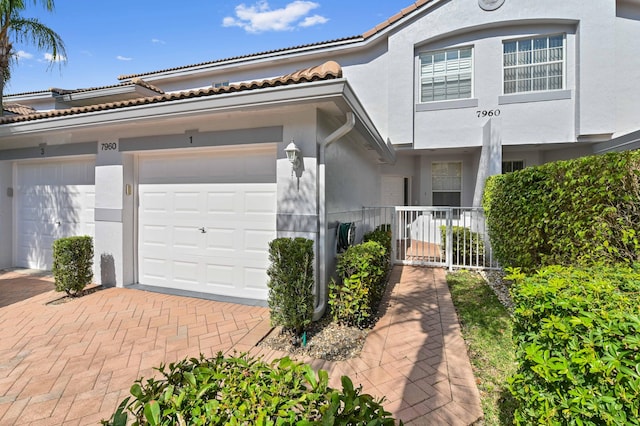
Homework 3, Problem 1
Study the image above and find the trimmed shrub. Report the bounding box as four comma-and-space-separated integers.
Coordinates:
440, 226, 484, 266
329, 241, 387, 328
363, 226, 392, 271
52, 236, 94, 296
267, 238, 315, 334
101, 353, 400, 426
483, 150, 640, 271
508, 265, 640, 425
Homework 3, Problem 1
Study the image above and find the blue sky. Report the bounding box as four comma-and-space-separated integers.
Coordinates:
9, 1, 406, 95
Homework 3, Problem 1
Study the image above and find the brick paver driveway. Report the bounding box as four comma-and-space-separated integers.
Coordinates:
0, 267, 483, 425
0, 270, 270, 425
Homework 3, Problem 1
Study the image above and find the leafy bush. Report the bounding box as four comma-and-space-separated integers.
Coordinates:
267, 238, 315, 334
483, 150, 640, 271
102, 353, 400, 426
329, 241, 387, 328
52, 236, 94, 296
440, 226, 484, 266
363, 226, 392, 271
508, 265, 640, 425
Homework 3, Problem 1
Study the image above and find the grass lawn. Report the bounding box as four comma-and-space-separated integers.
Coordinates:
446, 270, 517, 426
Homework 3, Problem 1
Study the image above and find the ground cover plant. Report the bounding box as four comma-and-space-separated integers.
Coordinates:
483, 150, 640, 271
102, 352, 400, 426
447, 270, 516, 425
508, 265, 640, 425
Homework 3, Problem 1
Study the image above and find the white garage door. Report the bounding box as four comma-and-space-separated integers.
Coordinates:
16, 158, 96, 270
137, 145, 277, 300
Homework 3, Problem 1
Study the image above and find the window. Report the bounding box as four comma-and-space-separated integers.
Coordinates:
502, 160, 524, 174
420, 47, 473, 102
432, 162, 462, 207
503, 35, 564, 94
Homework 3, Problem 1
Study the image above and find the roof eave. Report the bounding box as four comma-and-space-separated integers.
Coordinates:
0, 79, 351, 137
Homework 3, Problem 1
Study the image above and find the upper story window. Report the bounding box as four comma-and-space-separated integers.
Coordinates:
419, 47, 473, 102
503, 35, 564, 94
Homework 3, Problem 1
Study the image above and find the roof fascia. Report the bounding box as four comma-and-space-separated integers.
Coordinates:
0, 80, 351, 137
0, 79, 395, 164
58, 85, 160, 103
594, 129, 640, 153
5, 91, 54, 103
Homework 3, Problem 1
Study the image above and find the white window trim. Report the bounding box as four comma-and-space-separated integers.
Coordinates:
431, 161, 463, 207
502, 33, 566, 95
417, 46, 475, 104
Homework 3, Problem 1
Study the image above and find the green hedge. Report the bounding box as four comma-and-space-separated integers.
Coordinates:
508, 265, 640, 425
102, 353, 399, 426
363, 226, 392, 272
52, 236, 94, 296
483, 150, 640, 271
440, 226, 484, 266
329, 241, 387, 328
267, 238, 315, 334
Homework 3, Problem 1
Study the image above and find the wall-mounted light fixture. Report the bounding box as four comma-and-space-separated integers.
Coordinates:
284, 140, 301, 176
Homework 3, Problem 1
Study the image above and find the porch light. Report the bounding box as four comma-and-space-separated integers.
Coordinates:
284, 140, 301, 174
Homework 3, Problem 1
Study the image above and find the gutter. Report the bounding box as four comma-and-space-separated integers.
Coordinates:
314, 111, 356, 321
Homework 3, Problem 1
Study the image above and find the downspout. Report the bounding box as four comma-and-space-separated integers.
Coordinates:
314, 111, 356, 321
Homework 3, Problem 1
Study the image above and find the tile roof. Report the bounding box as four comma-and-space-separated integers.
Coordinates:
3, 103, 36, 116
117, 0, 434, 81
0, 61, 343, 125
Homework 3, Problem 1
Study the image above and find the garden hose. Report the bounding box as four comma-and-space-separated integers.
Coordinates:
337, 222, 355, 252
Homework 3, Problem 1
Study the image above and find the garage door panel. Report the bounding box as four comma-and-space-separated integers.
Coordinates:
141, 258, 168, 281
244, 190, 277, 214
244, 229, 275, 253
205, 264, 236, 288
205, 229, 235, 251
172, 260, 200, 285
138, 147, 276, 300
173, 226, 202, 250
206, 192, 236, 213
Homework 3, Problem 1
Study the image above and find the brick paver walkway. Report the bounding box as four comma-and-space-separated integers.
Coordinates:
0, 266, 482, 425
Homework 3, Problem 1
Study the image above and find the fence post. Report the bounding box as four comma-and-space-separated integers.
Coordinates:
392, 206, 398, 265
446, 208, 453, 270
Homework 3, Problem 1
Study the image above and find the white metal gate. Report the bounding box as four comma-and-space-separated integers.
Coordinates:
361, 206, 498, 270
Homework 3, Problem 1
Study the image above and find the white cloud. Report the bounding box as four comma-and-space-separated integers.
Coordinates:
116, 55, 133, 61
223, 1, 328, 33
43, 52, 66, 62
15, 50, 33, 60
300, 14, 328, 27
151, 38, 166, 44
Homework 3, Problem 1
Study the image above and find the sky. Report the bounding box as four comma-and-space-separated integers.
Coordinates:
8, 0, 408, 95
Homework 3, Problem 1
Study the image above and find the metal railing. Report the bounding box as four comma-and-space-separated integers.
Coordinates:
361, 206, 499, 270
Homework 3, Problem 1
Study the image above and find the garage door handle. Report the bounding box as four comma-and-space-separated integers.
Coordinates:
198, 227, 207, 233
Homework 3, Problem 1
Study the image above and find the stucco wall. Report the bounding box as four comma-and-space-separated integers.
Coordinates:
615, 1, 640, 137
